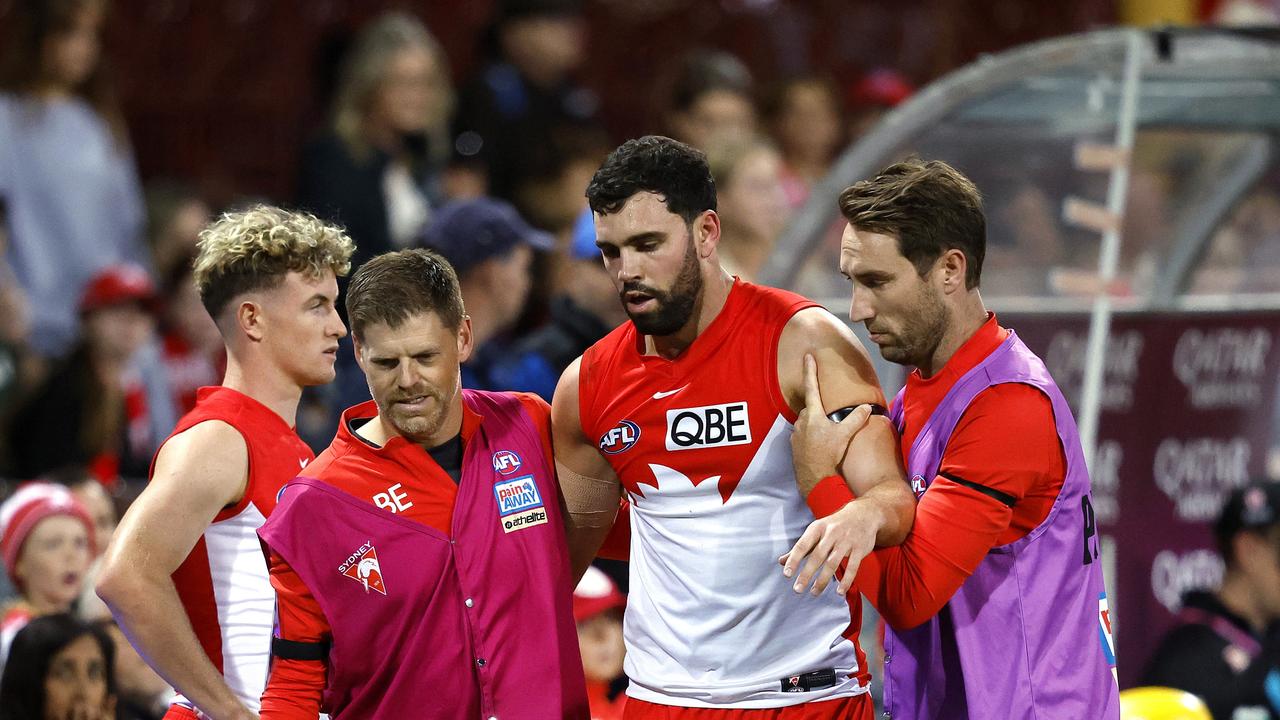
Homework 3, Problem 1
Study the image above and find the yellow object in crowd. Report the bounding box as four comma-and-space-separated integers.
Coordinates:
1120, 687, 1212, 720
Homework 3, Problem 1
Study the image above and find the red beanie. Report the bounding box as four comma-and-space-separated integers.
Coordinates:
0, 483, 97, 587
573, 566, 625, 623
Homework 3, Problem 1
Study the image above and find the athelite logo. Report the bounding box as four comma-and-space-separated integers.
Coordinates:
494, 475, 548, 533
599, 420, 640, 454
338, 541, 386, 595
492, 450, 523, 475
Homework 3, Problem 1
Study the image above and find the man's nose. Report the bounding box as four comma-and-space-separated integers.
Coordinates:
396, 363, 417, 388
849, 286, 874, 324
617, 249, 643, 284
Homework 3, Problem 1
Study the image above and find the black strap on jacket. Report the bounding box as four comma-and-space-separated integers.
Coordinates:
939, 471, 1018, 508
271, 637, 331, 662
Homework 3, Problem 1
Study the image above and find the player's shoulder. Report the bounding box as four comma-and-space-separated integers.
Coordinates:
510, 391, 553, 423
967, 382, 1055, 423
582, 320, 634, 365
156, 419, 247, 470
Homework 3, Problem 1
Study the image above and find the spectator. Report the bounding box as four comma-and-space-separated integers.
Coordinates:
298, 11, 453, 269
574, 566, 627, 720
36, 468, 119, 623
0, 483, 95, 664
847, 67, 914, 140
95, 618, 169, 720
707, 136, 790, 281
0, 0, 147, 358
0, 613, 117, 720
143, 181, 211, 283
1142, 483, 1280, 719
419, 198, 551, 390
450, 0, 602, 220
489, 208, 626, 400
0, 198, 35, 444
665, 50, 757, 152
763, 75, 844, 209
8, 265, 174, 484
158, 254, 224, 415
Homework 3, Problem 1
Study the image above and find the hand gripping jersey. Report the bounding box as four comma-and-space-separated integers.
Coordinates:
156, 387, 314, 713
579, 280, 871, 709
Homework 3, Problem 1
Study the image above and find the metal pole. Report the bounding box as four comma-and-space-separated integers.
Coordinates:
1078, 30, 1144, 469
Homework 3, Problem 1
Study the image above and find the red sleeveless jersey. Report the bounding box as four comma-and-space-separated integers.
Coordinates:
578, 280, 871, 709
155, 386, 314, 713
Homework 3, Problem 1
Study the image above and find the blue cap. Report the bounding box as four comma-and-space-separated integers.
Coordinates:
570, 207, 601, 261
419, 198, 553, 275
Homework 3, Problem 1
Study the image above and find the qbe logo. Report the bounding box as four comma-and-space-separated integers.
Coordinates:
493, 475, 548, 533
599, 420, 640, 454
665, 402, 751, 451
492, 450, 522, 474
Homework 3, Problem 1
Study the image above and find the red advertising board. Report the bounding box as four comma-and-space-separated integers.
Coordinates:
1006, 310, 1280, 688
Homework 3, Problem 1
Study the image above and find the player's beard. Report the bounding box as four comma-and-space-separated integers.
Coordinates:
622, 239, 702, 337
869, 281, 948, 368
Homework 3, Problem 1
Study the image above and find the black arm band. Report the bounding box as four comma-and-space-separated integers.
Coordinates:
826, 403, 888, 423
939, 471, 1018, 508
271, 637, 331, 661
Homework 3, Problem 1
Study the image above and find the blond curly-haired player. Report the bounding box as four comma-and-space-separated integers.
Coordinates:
98, 206, 354, 720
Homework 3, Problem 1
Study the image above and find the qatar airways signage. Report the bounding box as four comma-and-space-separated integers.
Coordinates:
1005, 310, 1280, 689
1042, 328, 1144, 412
1153, 437, 1251, 522
1172, 327, 1271, 409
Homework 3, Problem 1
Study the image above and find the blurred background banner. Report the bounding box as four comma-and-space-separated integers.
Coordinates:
1012, 310, 1280, 687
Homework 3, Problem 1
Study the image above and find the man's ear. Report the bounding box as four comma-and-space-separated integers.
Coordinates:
237, 299, 265, 342
457, 315, 474, 364
937, 249, 969, 295
352, 334, 366, 372
695, 210, 721, 259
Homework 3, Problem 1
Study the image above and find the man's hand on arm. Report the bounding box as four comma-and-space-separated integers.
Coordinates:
776, 309, 916, 597
96, 421, 258, 720
552, 357, 624, 583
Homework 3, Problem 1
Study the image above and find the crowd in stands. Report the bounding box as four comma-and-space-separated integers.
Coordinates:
0, 1, 894, 715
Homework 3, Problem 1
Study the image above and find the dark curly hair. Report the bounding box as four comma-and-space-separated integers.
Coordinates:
0, 613, 118, 720
585, 136, 717, 224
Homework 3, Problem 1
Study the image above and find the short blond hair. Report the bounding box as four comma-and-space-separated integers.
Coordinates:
194, 205, 355, 318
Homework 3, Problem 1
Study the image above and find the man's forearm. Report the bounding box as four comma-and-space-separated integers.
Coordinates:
99, 574, 253, 720
565, 521, 614, 583
805, 473, 913, 547
857, 480, 914, 546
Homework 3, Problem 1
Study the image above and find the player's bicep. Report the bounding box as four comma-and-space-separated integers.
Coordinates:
551, 358, 619, 487
779, 307, 885, 416
105, 421, 249, 575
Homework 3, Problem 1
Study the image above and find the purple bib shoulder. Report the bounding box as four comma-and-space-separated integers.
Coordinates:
884, 331, 1120, 720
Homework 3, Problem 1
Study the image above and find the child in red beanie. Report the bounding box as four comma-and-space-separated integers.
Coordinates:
575, 566, 628, 720
0, 482, 96, 665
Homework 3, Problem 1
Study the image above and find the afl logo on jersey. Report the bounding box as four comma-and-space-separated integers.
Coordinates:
492, 450, 523, 474
665, 402, 751, 451
599, 420, 641, 454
